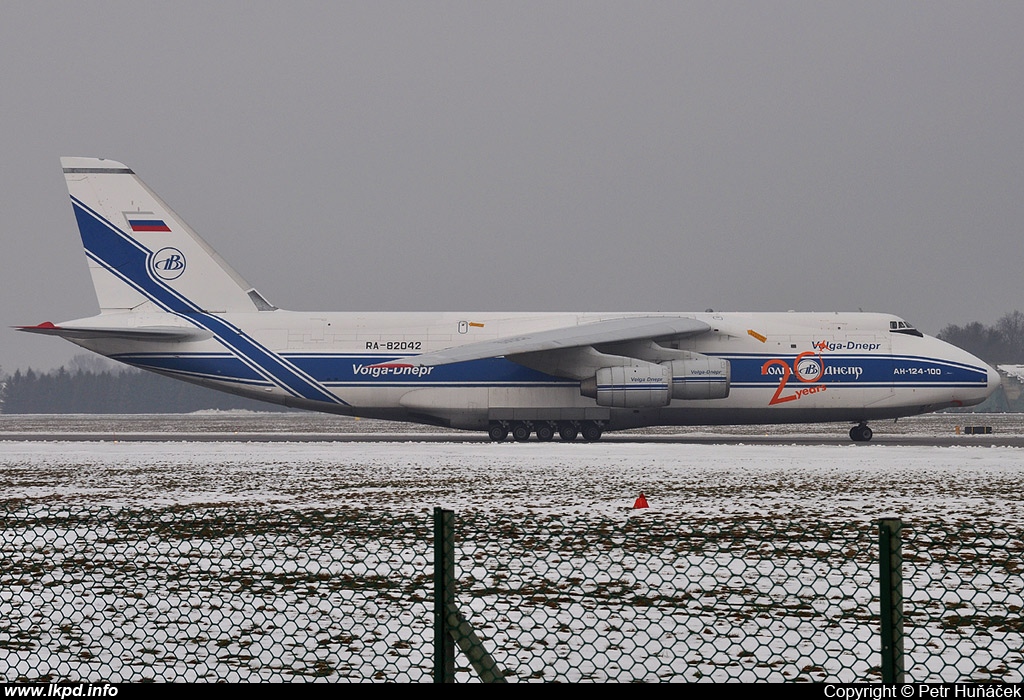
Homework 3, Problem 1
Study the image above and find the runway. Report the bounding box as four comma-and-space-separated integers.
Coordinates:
1, 411, 1021, 446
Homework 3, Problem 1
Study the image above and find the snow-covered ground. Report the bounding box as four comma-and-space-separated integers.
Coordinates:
1, 414, 1022, 522
0, 413, 1021, 682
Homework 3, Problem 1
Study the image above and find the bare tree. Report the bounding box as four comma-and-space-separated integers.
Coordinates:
996, 311, 1024, 363
939, 311, 1024, 364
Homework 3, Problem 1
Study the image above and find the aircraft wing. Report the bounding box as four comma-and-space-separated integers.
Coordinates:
379, 316, 711, 367
16, 321, 212, 342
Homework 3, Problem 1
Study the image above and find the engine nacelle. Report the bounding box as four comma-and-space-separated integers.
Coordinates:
580, 363, 671, 408
668, 357, 731, 399
580, 356, 731, 407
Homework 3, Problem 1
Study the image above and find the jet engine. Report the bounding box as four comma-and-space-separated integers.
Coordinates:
579, 357, 730, 407
668, 357, 731, 400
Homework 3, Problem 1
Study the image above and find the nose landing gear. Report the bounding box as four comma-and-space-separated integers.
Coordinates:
849, 423, 873, 442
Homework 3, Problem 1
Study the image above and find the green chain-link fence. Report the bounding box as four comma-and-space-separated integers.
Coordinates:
1, 503, 1021, 682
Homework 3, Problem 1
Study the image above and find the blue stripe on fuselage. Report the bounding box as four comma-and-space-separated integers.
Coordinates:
108, 351, 987, 397
113, 352, 576, 389
719, 352, 987, 387
287, 354, 573, 386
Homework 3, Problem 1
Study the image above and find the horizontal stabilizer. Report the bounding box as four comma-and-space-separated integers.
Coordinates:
15, 321, 211, 342
375, 316, 711, 368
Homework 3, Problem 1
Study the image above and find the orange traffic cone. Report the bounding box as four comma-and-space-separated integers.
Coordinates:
633, 493, 649, 509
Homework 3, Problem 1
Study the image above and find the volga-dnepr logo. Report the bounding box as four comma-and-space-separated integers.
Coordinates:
813, 339, 882, 352
150, 247, 186, 281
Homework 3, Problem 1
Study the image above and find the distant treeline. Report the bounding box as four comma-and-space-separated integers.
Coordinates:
0, 366, 292, 414
938, 311, 1024, 365
2, 312, 1022, 413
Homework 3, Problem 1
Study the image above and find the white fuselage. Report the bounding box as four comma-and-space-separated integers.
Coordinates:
65, 310, 999, 432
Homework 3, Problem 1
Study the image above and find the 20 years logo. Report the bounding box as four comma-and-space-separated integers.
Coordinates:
762, 351, 826, 405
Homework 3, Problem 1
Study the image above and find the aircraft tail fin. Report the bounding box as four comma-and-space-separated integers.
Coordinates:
61, 157, 276, 314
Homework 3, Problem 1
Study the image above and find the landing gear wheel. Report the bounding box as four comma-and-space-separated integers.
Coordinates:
512, 422, 532, 442
581, 421, 603, 442
488, 423, 509, 442
558, 423, 579, 442
535, 423, 555, 442
849, 423, 873, 442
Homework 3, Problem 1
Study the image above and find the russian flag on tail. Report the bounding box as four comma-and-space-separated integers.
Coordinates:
127, 217, 171, 232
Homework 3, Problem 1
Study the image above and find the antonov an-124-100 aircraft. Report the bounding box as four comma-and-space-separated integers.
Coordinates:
19, 158, 1000, 442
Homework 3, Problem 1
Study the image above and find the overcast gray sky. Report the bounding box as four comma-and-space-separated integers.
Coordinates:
3, 2, 1023, 373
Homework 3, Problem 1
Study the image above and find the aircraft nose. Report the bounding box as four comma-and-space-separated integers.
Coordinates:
987, 364, 1002, 395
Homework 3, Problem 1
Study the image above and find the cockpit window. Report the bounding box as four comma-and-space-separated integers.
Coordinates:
890, 320, 924, 337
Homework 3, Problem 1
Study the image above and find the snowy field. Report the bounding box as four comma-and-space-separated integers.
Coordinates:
1, 413, 1022, 522
1, 413, 1022, 682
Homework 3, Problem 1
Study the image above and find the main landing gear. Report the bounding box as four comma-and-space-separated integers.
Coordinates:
849, 423, 873, 442
488, 420, 604, 443
487, 423, 509, 442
